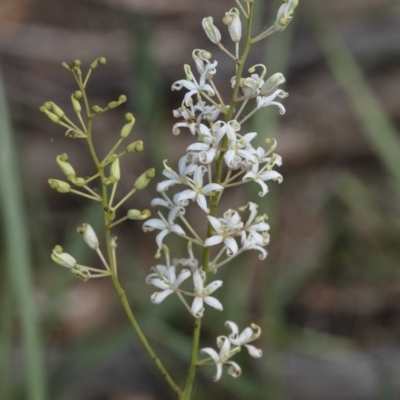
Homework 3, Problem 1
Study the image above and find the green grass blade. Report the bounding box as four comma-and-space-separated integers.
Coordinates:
0, 68, 47, 400
301, 1, 400, 190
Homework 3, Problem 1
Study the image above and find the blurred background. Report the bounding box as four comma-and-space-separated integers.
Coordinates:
1, 0, 400, 399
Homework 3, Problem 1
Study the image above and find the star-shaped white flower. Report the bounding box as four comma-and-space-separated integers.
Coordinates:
157, 156, 197, 192
225, 131, 258, 169
200, 336, 241, 381
191, 270, 223, 318
146, 264, 191, 304
143, 206, 186, 248
225, 321, 263, 358
204, 210, 243, 256
242, 163, 283, 196
172, 64, 215, 107
256, 89, 288, 115
173, 166, 223, 213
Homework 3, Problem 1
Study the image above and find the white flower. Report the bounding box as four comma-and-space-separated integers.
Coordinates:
256, 89, 288, 115
192, 49, 217, 78
173, 166, 223, 213
259, 73, 286, 97
157, 157, 197, 192
204, 210, 243, 256
223, 8, 242, 43
202, 17, 221, 44
240, 233, 268, 260
143, 207, 186, 248
243, 163, 283, 196
186, 124, 224, 164
146, 264, 191, 303
243, 202, 270, 246
191, 270, 223, 317
172, 64, 215, 107
225, 131, 258, 168
200, 336, 241, 381
225, 321, 263, 358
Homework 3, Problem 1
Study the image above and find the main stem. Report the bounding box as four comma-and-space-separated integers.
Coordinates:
182, 4, 255, 399
85, 115, 182, 398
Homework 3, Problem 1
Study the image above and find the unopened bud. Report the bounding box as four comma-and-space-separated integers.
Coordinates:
90, 57, 107, 70
51, 246, 77, 268
51, 103, 66, 118
127, 209, 151, 220
110, 158, 120, 182
126, 140, 144, 153
108, 95, 127, 109
120, 113, 136, 139
223, 8, 241, 43
202, 17, 221, 44
43, 110, 61, 124
71, 93, 82, 113
77, 223, 99, 249
49, 179, 71, 193
92, 105, 103, 114
134, 168, 155, 190
105, 207, 116, 222
71, 267, 90, 281
56, 154, 76, 178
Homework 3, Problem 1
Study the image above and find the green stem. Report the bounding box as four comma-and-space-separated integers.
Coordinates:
85, 113, 182, 398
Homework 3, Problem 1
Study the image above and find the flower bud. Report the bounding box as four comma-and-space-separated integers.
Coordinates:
77, 223, 99, 249
71, 177, 86, 186
108, 95, 127, 109
51, 246, 76, 268
51, 103, 66, 118
92, 105, 103, 114
120, 113, 135, 139
126, 140, 144, 153
134, 168, 155, 190
71, 92, 82, 113
274, 0, 298, 31
90, 57, 107, 70
56, 154, 76, 179
223, 8, 241, 43
48, 179, 71, 193
110, 158, 120, 182
43, 110, 61, 124
127, 209, 151, 220
105, 207, 116, 222
110, 236, 118, 249
202, 17, 221, 44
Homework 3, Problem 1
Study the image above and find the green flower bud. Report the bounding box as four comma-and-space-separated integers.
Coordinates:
110, 158, 120, 182
92, 105, 103, 114
71, 177, 86, 186
184, 64, 194, 81
73, 60, 82, 67
126, 140, 144, 153
49, 179, 71, 193
134, 168, 155, 190
44, 110, 61, 124
120, 113, 136, 139
61, 62, 70, 70
71, 93, 82, 113
51, 102, 65, 118
105, 207, 116, 222
56, 154, 76, 178
108, 95, 127, 109
127, 209, 151, 220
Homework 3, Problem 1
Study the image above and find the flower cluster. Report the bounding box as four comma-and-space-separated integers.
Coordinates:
143, 0, 298, 383
200, 321, 262, 381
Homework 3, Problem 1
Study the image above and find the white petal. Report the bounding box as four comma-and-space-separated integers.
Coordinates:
170, 224, 186, 237
207, 216, 222, 233
204, 235, 224, 247
205, 280, 223, 293
259, 170, 283, 183
150, 198, 171, 208
224, 237, 238, 255
245, 344, 263, 358
149, 277, 170, 290
191, 296, 204, 317
151, 289, 174, 303
143, 218, 166, 232
204, 296, 223, 311
227, 361, 242, 378
157, 179, 178, 192
225, 321, 239, 338
156, 229, 169, 248
175, 269, 191, 287
200, 347, 220, 364
193, 270, 204, 290
202, 183, 223, 195
196, 194, 209, 213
